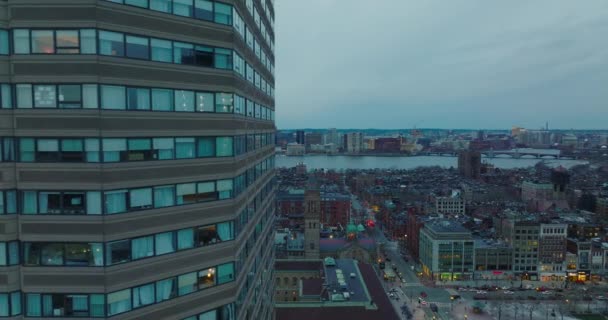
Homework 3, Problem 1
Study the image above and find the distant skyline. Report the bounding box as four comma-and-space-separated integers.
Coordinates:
275, 0, 608, 130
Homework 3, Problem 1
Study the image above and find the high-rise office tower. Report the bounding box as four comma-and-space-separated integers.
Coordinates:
0, 1, 276, 319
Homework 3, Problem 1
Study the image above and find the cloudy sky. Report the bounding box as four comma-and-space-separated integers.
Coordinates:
274, 0, 608, 130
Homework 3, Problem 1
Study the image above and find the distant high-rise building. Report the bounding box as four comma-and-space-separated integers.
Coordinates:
305, 132, 323, 146
458, 150, 481, 179
0, 1, 277, 319
296, 130, 306, 145
325, 128, 339, 146
344, 132, 364, 153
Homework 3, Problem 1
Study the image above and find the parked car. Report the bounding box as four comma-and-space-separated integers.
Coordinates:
503, 291, 515, 294
541, 291, 552, 295
476, 290, 488, 294
597, 296, 608, 301
458, 287, 468, 292
430, 303, 438, 312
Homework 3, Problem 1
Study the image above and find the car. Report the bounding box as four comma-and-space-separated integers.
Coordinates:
503, 291, 514, 294
476, 290, 487, 294
401, 279, 407, 284
597, 296, 608, 301
473, 295, 488, 300
541, 291, 552, 295
458, 287, 468, 292
501, 286, 510, 290
450, 295, 461, 300
389, 293, 395, 298
430, 303, 438, 312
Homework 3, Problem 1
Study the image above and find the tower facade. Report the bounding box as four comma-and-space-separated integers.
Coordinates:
304, 190, 321, 259
0, 1, 276, 319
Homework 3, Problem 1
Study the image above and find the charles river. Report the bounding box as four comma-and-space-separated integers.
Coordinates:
276, 154, 588, 170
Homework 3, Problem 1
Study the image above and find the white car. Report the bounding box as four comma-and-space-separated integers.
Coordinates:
596, 296, 608, 301
501, 286, 509, 290
458, 287, 468, 292
476, 290, 488, 294
541, 291, 552, 295
503, 291, 514, 294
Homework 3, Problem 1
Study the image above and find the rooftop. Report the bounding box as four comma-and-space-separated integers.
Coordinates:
276, 262, 400, 320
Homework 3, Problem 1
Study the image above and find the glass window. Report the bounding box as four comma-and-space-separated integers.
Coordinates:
126, 0, 148, 8
198, 267, 216, 289
107, 289, 131, 316
104, 189, 127, 214
1, 84, 11, 108
101, 85, 126, 110
217, 221, 234, 241
90, 294, 104, 317
87, 191, 102, 215
127, 87, 151, 110
26, 294, 41, 316
127, 138, 153, 161
10, 292, 20, 316
151, 38, 172, 62
173, 0, 193, 17
174, 90, 194, 112
58, 84, 82, 108
99, 31, 125, 56
56, 30, 80, 53
175, 138, 195, 159
31, 30, 55, 53
151, 88, 173, 111
129, 188, 152, 210
196, 181, 216, 202
215, 93, 233, 113
194, 45, 214, 67
0, 243, 5, 266
8, 242, 19, 265
214, 2, 233, 25
102, 138, 126, 162
106, 240, 131, 265
173, 42, 194, 64
16, 84, 33, 108
153, 138, 174, 160
216, 137, 233, 157
177, 228, 194, 250
196, 92, 214, 112
194, 0, 213, 21
197, 137, 215, 157
196, 225, 218, 246
151, 0, 171, 13
41, 243, 64, 265
85, 138, 100, 162
176, 183, 196, 205
33, 85, 57, 108
80, 29, 97, 54
126, 35, 150, 59
178, 272, 197, 296
155, 232, 175, 255
131, 235, 154, 260
155, 278, 176, 303
36, 139, 60, 162
14, 29, 31, 54
83, 84, 99, 109
218, 262, 235, 284
214, 48, 232, 69
153, 185, 175, 208
61, 139, 85, 162
19, 138, 35, 162
217, 179, 233, 199
0, 30, 9, 55
65, 243, 94, 266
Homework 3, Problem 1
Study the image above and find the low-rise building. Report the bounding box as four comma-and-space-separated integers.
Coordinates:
474, 239, 513, 280
419, 220, 475, 281
538, 223, 568, 282
286, 143, 306, 155
435, 190, 466, 215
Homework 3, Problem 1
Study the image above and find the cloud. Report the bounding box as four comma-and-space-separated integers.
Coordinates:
275, 0, 608, 129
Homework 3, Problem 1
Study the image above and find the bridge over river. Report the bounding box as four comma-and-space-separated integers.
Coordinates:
423, 148, 576, 159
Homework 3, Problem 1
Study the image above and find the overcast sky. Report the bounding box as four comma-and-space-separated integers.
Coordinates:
274, 0, 608, 130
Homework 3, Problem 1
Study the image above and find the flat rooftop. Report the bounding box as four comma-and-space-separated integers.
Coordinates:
276, 262, 400, 320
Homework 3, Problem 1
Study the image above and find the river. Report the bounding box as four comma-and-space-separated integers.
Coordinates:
276, 154, 587, 170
